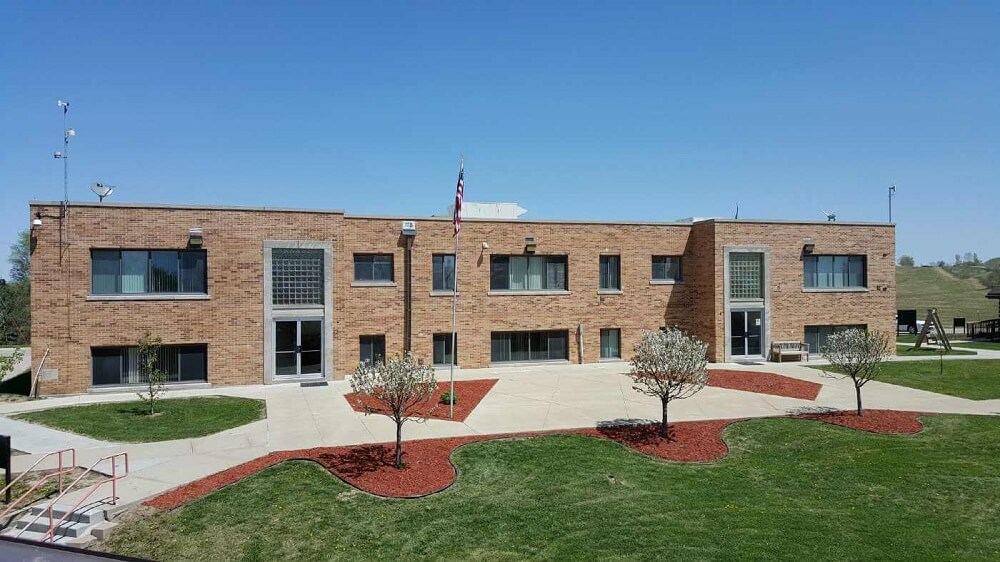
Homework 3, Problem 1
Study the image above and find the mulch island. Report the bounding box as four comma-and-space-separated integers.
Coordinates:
144, 410, 927, 510
707, 369, 822, 400
344, 379, 498, 422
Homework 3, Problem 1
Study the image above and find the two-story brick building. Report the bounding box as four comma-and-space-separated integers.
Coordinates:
27, 201, 895, 395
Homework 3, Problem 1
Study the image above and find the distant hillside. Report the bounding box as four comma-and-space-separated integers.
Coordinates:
896, 266, 995, 326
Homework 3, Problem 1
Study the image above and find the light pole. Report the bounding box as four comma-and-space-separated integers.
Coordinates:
888, 185, 896, 223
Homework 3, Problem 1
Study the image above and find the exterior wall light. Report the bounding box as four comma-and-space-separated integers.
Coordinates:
188, 227, 204, 248
524, 235, 537, 254
802, 237, 815, 254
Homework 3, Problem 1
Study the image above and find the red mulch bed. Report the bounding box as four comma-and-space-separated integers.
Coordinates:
144, 411, 928, 510
797, 409, 925, 434
344, 379, 498, 423
707, 369, 822, 400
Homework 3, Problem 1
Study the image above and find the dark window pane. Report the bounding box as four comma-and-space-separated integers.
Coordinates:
490, 256, 509, 290
149, 251, 180, 293
92, 348, 123, 385
601, 329, 620, 359
121, 251, 148, 293
547, 331, 567, 360
600, 256, 620, 290
177, 345, 207, 382
546, 256, 567, 290
652, 256, 681, 281
433, 255, 455, 291
360, 335, 386, 364
373, 255, 394, 282
180, 251, 207, 293
433, 333, 456, 365
354, 255, 373, 281
91, 250, 120, 294
276, 352, 297, 376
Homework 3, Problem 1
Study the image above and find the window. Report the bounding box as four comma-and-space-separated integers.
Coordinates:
92, 344, 207, 386
599, 256, 620, 291
600, 329, 621, 359
652, 256, 682, 282
729, 252, 764, 300
490, 256, 567, 291
803, 255, 867, 289
91, 250, 207, 295
805, 325, 867, 354
359, 335, 386, 364
354, 254, 394, 283
272, 248, 324, 305
490, 331, 568, 362
433, 333, 457, 366
432, 254, 456, 292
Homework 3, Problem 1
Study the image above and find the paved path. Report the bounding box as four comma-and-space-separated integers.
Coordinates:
1, 359, 997, 509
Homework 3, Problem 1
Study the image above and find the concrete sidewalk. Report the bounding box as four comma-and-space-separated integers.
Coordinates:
1, 359, 997, 509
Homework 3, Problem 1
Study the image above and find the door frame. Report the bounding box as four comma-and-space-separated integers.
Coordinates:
273, 318, 325, 379
729, 308, 766, 359
723, 246, 771, 362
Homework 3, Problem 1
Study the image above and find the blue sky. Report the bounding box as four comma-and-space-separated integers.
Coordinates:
2, 1, 998, 278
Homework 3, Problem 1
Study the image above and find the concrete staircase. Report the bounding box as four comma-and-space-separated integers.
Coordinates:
2, 502, 108, 545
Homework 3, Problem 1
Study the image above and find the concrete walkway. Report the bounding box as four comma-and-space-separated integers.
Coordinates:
1, 359, 998, 509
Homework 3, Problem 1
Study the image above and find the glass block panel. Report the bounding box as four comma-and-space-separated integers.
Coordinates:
272, 248, 324, 305
729, 252, 764, 300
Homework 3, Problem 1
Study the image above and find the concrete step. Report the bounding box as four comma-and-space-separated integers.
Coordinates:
1, 527, 73, 545
12, 517, 89, 538
26, 503, 105, 525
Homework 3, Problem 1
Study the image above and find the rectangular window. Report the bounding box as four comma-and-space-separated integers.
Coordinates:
90, 250, 208, 295
432, 333, 457, 366
489, 256, 568, 291
803, 255, 867, 289
729, 252, 764, 300
600, 328, 621, 359
272, 248, 324, 305
652, 256, 682, 282
490, 331, 569, 362
354, 254, 394, 283
91, 344, 207, 386
432, 254, 456, 292
599, 256, 621, 290
359, 335, 386, 364
804, 325, 867, 353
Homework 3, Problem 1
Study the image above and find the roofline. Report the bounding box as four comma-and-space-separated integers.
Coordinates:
29, 200, 347, 215
28, 201, 892, 227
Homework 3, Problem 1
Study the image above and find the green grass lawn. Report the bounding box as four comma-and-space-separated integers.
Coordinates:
953, 340, 1000, 351
14, 396, 265, 442
98, 415, 1000, 561
815, 359, 1000, 400
896, 266, 995, 327
895, 344, 977, 356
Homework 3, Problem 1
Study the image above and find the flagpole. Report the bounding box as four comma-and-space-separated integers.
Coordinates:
449, 156, 462, 419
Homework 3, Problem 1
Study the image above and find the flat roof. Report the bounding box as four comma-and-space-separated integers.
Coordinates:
29, 201, 892, 227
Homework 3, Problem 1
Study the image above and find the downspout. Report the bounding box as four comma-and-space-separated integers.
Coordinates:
404, 235, 414, 354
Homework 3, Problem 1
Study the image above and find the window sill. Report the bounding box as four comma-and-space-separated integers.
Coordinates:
488, 290, 572, 296
430, 291, 459, 297
802, 287, 869, 293
599, 357, 624, 363
87, 294, 210, 302
351, 281, 397, 288
489, 359, 571, 367
650, 279, 682, 285
598, 289, 623, 295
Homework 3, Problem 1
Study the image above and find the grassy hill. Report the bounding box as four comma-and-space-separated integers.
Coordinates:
896, 266, 995, 327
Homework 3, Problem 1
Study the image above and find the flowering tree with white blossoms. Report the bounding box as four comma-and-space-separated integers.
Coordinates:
821, 328, 891, 416
629, 328, 709, 439
351, 352, 437, 468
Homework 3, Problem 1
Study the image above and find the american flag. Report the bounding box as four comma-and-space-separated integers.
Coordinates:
453, 163, 464, 236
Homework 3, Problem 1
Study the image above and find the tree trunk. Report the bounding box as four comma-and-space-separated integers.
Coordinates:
659, 398, 670, 440
394, 421, 403, 468
855, 383, 863, 417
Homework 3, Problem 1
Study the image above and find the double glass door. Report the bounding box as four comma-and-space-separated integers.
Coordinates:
730, 310, 763, 358
275, 319, 323, 377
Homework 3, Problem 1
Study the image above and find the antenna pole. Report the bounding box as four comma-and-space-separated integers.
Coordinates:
62, 103, 69, 211
888, 185, 895, 223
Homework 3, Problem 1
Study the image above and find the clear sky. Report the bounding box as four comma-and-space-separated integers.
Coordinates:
2, 1, 998, 278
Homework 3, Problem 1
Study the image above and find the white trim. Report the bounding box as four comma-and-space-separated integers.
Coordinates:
86, 293, 210, 301
488, 290, 572, 296
351, 281, 397, 288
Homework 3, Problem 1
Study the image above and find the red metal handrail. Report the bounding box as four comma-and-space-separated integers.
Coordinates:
15, 452, 128, 542
0, 448, 76, 522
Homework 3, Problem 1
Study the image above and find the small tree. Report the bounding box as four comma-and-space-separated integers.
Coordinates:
0, 348, 24, 380
135, 331, 167, 415
898, 255, 915, 267
351, 353, 437, 468
821, 329, 890, 416
628, 328, 709, 440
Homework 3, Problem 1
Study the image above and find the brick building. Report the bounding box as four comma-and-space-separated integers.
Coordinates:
28, 201, 895, 395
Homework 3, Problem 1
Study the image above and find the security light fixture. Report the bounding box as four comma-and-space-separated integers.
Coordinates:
481, 242, 490, 250
524, 235, 537, 254
802, 237, 815, 254
91, 182, 115, 202
32, 217, 43, 227
188, 227, 204, 248
401, 221, 416, 236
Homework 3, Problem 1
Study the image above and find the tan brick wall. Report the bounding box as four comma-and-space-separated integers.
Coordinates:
29, 202, 895, 394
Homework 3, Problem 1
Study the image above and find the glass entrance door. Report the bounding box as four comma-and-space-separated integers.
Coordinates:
730, 310, 763, 358
275, 320, 323, 377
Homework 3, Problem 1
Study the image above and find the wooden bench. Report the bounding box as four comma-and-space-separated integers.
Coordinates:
770, 341, 809, 363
